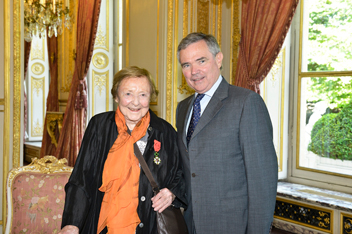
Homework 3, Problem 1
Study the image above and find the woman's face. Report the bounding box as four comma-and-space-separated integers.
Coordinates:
115, 76, 151, 130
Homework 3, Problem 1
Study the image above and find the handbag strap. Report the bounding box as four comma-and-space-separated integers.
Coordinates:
133, 143, 160, 194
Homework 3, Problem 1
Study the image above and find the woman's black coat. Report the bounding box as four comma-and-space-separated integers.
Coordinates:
61, 110, 187, 233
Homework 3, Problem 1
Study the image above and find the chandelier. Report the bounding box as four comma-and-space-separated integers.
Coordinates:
24, 0, 72, 42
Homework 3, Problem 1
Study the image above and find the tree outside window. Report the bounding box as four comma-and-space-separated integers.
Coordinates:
298, 0, 352, 177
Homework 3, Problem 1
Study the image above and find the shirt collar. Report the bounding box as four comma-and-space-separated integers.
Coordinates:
195, 75, 222, 98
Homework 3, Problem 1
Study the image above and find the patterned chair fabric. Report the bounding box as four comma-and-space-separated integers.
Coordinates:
5, 156, 73, 234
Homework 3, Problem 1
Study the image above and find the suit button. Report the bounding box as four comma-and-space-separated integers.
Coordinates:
141, 196, 146, 202
192, 173, 196, 177
139, 223, 144, 228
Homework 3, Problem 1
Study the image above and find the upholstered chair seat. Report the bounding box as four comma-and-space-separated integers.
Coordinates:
5, 156, 73, 234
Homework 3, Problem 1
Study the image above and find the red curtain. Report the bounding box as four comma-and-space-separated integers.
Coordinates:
54, 0, 102, 166
235, 0, 299, 93
40, 35, 59, 158
24, 41, 31, 141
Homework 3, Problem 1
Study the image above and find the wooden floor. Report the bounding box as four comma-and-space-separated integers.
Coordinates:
271, 227, 295, 234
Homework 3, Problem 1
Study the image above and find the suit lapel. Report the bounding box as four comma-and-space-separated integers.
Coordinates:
190, 78, 229, 142
180, 96, 195, 148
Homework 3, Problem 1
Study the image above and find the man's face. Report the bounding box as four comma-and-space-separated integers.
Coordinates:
179, 40, 223, 94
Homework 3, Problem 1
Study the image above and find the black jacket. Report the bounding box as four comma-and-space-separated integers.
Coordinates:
61, 110, 187, 234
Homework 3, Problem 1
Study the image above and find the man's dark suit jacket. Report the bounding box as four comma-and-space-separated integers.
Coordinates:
176, 78, 278, 234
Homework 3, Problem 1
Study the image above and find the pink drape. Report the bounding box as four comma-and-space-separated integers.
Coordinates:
235, 0, 299, 93
40, 35, 59, 158
54, 0, 102, 166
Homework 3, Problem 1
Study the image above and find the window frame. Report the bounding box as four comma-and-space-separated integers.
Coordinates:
286, 0, 352, 193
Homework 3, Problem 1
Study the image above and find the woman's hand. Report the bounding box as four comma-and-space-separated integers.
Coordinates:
58, 225, 79, 234
151, 188, 176, 213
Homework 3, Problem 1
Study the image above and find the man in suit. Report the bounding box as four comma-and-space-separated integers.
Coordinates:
176, 32, 278, 234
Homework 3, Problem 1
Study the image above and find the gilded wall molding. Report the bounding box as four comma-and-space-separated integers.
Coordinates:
197, 0, 209, 33
172, 0, 180, 125
3, 0, 11, 229
231, 0, 240, 85
279, 49, 286, 172
217, 0, 222, 47
126, 0, 130, 66
182, 0, 188, 37
177, 0, 194, 96
13, 0, 21, 169
166, 0, 174, 123
31, 77, 45, 138
153, 0, 160, 106
59, 0, 76, 94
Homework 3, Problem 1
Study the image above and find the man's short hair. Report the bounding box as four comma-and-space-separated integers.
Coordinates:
177, 32, 221, 63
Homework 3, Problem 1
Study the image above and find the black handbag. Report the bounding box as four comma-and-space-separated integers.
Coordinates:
133, 143, 189, 234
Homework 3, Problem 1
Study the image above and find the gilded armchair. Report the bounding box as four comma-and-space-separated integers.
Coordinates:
5, 156, 73, 234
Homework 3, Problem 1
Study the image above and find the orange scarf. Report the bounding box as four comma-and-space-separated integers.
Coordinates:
97, 108, 150, 234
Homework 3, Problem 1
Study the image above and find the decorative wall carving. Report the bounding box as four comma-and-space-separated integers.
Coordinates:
94, 0, 109, 51
92, 52, 109, 69
95, 25, 108, 50
30, 39, 45, 61
30, 77, 45, 138
33, 119, 43, 136
46, 112, 64, 147
32, 78, 44, 97
91, 70, 110, 115
93, 72, 107, 96
31, 63, 45, 75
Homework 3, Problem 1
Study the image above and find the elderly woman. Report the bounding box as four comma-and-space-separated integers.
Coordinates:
59, 66, 186, 234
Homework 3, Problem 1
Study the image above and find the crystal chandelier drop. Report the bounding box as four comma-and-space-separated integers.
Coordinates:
24, 0, 72, 42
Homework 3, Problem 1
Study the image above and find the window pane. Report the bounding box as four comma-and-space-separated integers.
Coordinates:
299, 76, 352, 176
301, 0, 352, 72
